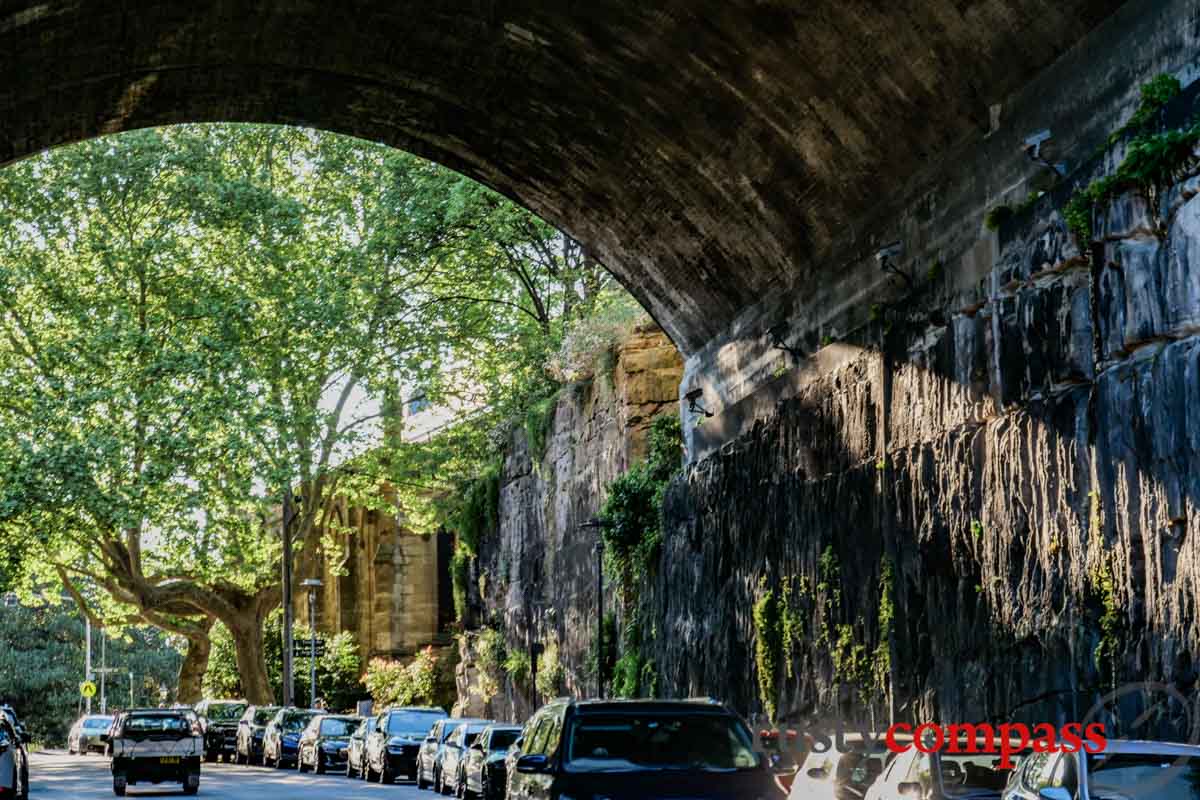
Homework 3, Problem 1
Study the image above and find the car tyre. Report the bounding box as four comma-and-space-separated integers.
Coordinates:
297, 749, 308, 772
113, 772, 127, 797
434, 767, 445, 795
416, 761, 429, 790
183, 770, 200, 796
365, 757, 378, 783
380, 759, 393, 784
315, 751, 326, 775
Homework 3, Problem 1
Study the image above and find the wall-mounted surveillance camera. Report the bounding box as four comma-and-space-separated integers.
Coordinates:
1023, 129, 1052, 160
875, 240, 903, 266
684, 388, 714, 418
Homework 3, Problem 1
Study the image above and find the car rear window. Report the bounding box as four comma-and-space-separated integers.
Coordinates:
83, 717, 112, 730
386, 711, 444, 737
939, 752, 1025, 795
280, 712, 317, 732
320, 718, 358, 736
253, 708, 278, 725
1088, 753, 1200, 798
123, 715, 191, 734
564, 712, 758, 772
206, 703, 247, 722
490, 730, 519, 751
440, 720, 463, 742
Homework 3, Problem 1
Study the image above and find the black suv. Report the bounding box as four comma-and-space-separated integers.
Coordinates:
506, 699, 779, 800
363, 706, 446, 783
194, 699, 247, 763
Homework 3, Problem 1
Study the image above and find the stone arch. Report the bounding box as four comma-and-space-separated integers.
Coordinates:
0, 0, 1122, 355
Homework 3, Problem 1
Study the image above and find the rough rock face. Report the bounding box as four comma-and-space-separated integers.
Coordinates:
455, 326, 683, 721
642, 164, 1200, 732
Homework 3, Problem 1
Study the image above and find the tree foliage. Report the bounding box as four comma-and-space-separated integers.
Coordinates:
0, 601, 182, 745
203, 612, 361, 711
362, 646, 455, 711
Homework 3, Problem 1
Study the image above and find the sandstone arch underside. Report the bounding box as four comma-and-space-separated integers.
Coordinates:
0, 0, 1123, 355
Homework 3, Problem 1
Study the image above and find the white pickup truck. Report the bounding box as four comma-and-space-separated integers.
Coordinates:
103, 709, 202, 796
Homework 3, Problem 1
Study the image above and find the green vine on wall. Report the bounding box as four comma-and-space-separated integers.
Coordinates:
753, 577, 784, 721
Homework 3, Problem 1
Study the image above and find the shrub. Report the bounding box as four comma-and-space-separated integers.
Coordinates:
546, 291, 651, 382
503, 650, 532, 686
363, 645, 455, 711
535, 639, 565, 699
475, 627, 506, 698
599, 415, 683, 588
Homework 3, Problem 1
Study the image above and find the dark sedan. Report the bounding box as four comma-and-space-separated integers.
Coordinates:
461, 724, 521, 800
234, 705, 280, 765
297, 714, 361, 774
263, 708, 318, 769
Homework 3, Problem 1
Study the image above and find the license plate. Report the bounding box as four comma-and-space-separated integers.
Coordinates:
160, 757, 181, 764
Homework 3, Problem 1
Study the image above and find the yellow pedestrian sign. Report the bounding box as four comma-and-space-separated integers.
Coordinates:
80, 681, 97, 698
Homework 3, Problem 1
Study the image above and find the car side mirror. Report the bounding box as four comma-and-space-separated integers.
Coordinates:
471, 742, 484, 751
425, 736, 437, 743
1038, 790, 1072, 800
807, 767, 830, 779
516, 754, 549, 773
99, 733, 110, 743
897, 782, 924, 798
19, 733, 31, 745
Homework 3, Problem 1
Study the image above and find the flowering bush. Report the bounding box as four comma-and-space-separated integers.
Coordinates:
363, 645, 456, 710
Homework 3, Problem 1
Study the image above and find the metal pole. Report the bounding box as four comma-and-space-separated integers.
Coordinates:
281, 491, 295, 707
85, 617, 92, 715
596, 541, 604, 699
130, 672, 134, 709
309, 587, 317, 709
100, 631, 107, 715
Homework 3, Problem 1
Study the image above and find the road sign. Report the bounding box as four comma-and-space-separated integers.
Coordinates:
80, 681, 97, 698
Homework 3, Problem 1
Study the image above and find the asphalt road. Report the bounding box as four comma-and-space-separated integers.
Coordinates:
28, 750, 426, 799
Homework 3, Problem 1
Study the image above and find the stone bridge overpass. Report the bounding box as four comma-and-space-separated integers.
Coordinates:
5, 0, 1185, 456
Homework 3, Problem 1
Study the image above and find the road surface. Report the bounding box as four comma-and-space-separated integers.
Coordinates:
29, 750, 425, 799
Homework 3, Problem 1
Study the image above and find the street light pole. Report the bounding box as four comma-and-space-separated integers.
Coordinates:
281, 491, 296, 707
302, 578, 323, 709
99, 631, 106, 714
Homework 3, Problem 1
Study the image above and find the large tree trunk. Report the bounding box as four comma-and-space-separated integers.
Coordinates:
228, 614, 274, 704
177, 632, 212, 704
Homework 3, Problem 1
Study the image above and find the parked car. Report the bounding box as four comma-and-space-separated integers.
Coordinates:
0, 709, 28, 753
441, 719, 493, 796
68, 715, 114, 755
1003, 739, 1200, 800
0, 711, 29, 800
262, 707, 319, 769
297, 713, 361, 775
788, 733, 899, 800
417, 718, 490, 793
105, 708, 201, 796
865, 735, 1028, 800
364, 706, 447, 783
193, 698, 247, 763
505, 699, 780, 800
461, 724, 521, 800
235, 705, 280, 765
345, 718, 370, 779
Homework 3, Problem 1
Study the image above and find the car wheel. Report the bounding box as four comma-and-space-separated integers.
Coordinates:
416, 761, 429, 790
183, 770, 200, 795
315, 751, 326, 775
113, 771, 127, 797
297, 749, 308, 772
434, 767, 444, 794
380, 759, 393, 784
365, 757, 378, 783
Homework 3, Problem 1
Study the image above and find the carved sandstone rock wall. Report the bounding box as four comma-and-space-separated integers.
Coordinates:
641, 135, 1200, 732
455, 325, 683, 721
